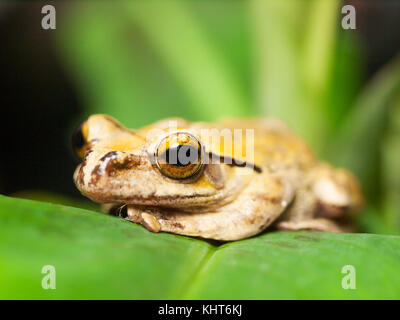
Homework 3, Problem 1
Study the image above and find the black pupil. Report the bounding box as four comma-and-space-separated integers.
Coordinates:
72, 123, 85, 150
161, 144, 199, 166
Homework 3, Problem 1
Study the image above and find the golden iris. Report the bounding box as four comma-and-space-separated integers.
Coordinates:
156, 133, 203, 180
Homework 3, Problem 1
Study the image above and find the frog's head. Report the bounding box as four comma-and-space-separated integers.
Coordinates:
73, 114, 257, 209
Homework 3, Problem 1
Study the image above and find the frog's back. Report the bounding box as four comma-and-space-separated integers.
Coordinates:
210, 118, 317, 171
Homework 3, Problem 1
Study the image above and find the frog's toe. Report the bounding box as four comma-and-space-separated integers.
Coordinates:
125, 208, 161, 233
276, 218, 346, 233
311, 164, 363, 218
140, 213, 161, 233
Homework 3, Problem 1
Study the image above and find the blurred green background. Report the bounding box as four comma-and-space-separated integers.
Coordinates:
1, 0, 400, 299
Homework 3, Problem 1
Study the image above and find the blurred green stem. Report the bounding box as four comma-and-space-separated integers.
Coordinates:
302, 0, 339, 100
124, 1, 249, 120
251, 0, 340, 152
382, 89, 400, 233
330, 55, 400, 206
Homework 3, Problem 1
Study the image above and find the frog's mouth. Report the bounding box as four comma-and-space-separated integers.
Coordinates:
106, 193, 223, 208
107, 202, 201, 219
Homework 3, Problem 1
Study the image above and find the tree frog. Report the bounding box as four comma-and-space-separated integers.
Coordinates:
72, 115, 363, 241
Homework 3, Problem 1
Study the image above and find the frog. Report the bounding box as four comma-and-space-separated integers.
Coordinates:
72, 114, 363, 241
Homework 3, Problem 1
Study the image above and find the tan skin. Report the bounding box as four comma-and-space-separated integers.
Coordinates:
73, 115, 363, 241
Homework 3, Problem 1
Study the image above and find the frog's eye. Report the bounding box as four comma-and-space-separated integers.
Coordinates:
155, 133, 203, 180
72, 121, 88, 159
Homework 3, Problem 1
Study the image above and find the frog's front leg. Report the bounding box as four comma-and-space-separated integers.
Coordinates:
276, 164, 363, 233
126, 171, 295, 241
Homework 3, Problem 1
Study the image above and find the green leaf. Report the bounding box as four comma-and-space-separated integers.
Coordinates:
0, 195, 211, 299
11, 190, 99, 212
185, 231, 400, 299
1, 195, 400, 299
